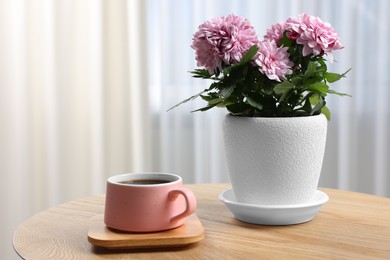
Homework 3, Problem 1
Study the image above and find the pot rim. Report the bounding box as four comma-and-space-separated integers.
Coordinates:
225, 113, 326, 119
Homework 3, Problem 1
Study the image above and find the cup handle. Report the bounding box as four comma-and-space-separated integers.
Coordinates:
168, 187, 197, 223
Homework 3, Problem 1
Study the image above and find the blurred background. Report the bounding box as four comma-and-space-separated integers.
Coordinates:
1, 0, 389, 258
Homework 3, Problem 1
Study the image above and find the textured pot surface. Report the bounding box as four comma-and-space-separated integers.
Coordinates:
223, 114, 327, 205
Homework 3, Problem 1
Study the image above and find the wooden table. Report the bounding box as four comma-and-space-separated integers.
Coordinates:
13, 184, 390, 259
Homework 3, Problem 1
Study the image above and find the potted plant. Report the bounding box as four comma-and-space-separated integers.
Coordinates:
170, 14, 349, 208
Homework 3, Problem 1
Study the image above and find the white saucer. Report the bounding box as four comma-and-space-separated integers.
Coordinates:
219, 189, 329, 225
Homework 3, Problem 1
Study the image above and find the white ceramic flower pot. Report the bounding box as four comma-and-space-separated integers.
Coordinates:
223, 114, 327, 205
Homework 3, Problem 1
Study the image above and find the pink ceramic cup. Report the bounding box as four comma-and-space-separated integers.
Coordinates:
104, 172, 197, 232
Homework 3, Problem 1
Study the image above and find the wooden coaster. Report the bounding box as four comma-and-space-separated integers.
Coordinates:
87, 214, 204, 249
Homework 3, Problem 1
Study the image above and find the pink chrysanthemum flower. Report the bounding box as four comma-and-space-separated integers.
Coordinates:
264, 22, 286, 44
264, 17, 301, 44
291, 14, 344, 59
192, 14, 259, 74
284, 17, 302, 41
255, 41, 293, 82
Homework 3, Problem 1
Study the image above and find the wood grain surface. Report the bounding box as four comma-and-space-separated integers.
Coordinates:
87, 214, 204, 249
13, 184, 390, 259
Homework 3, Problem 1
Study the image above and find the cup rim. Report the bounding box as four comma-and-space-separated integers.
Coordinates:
107, 172, 182, 187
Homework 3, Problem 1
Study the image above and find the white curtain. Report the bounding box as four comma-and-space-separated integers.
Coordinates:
2, 0, 389, 258
1, 0, 151, 258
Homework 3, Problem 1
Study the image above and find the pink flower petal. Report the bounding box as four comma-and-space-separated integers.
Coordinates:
255, 41, 293, 82
290, 13, 344, 56
192, 14, 260, 73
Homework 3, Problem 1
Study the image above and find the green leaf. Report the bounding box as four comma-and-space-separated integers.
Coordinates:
327, 89, 352, 97
262, 81, 275, 95
226, 103, 252, 116
223, 63, 247, 82
246, 96, 263, 110
240, 45, 259, 65
216, 100, 235, 108
191, 104, 218, 112
301, 98, 313, 113
274, 81, 294, 95
191, 69, 212, 79
317, 58, 328, 72
309, 94, 320, 105
308, 83, 329, 94
223, 63, 238, 77
207, 97, 224, 105
321, 105, 331, 120
304, 61, 318, 77
279, 31, 294, 48
220, 84, 236, 98
325, 68, 351, 83
200, 92, 218, 101
310, 96, 325, 115
291, 75, 304, 86
166, 89, 207, 112
274, 81, 294, 102
325, 72, 343, 83
208, 82, 220, 91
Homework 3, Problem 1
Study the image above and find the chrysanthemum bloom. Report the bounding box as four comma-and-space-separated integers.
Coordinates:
264, 22, 286, 44
192, 14, 259, 74
264, 17, 302, 44
284, 17, 302, 41
255, 41, 293, 82
292, 13, 344, 59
